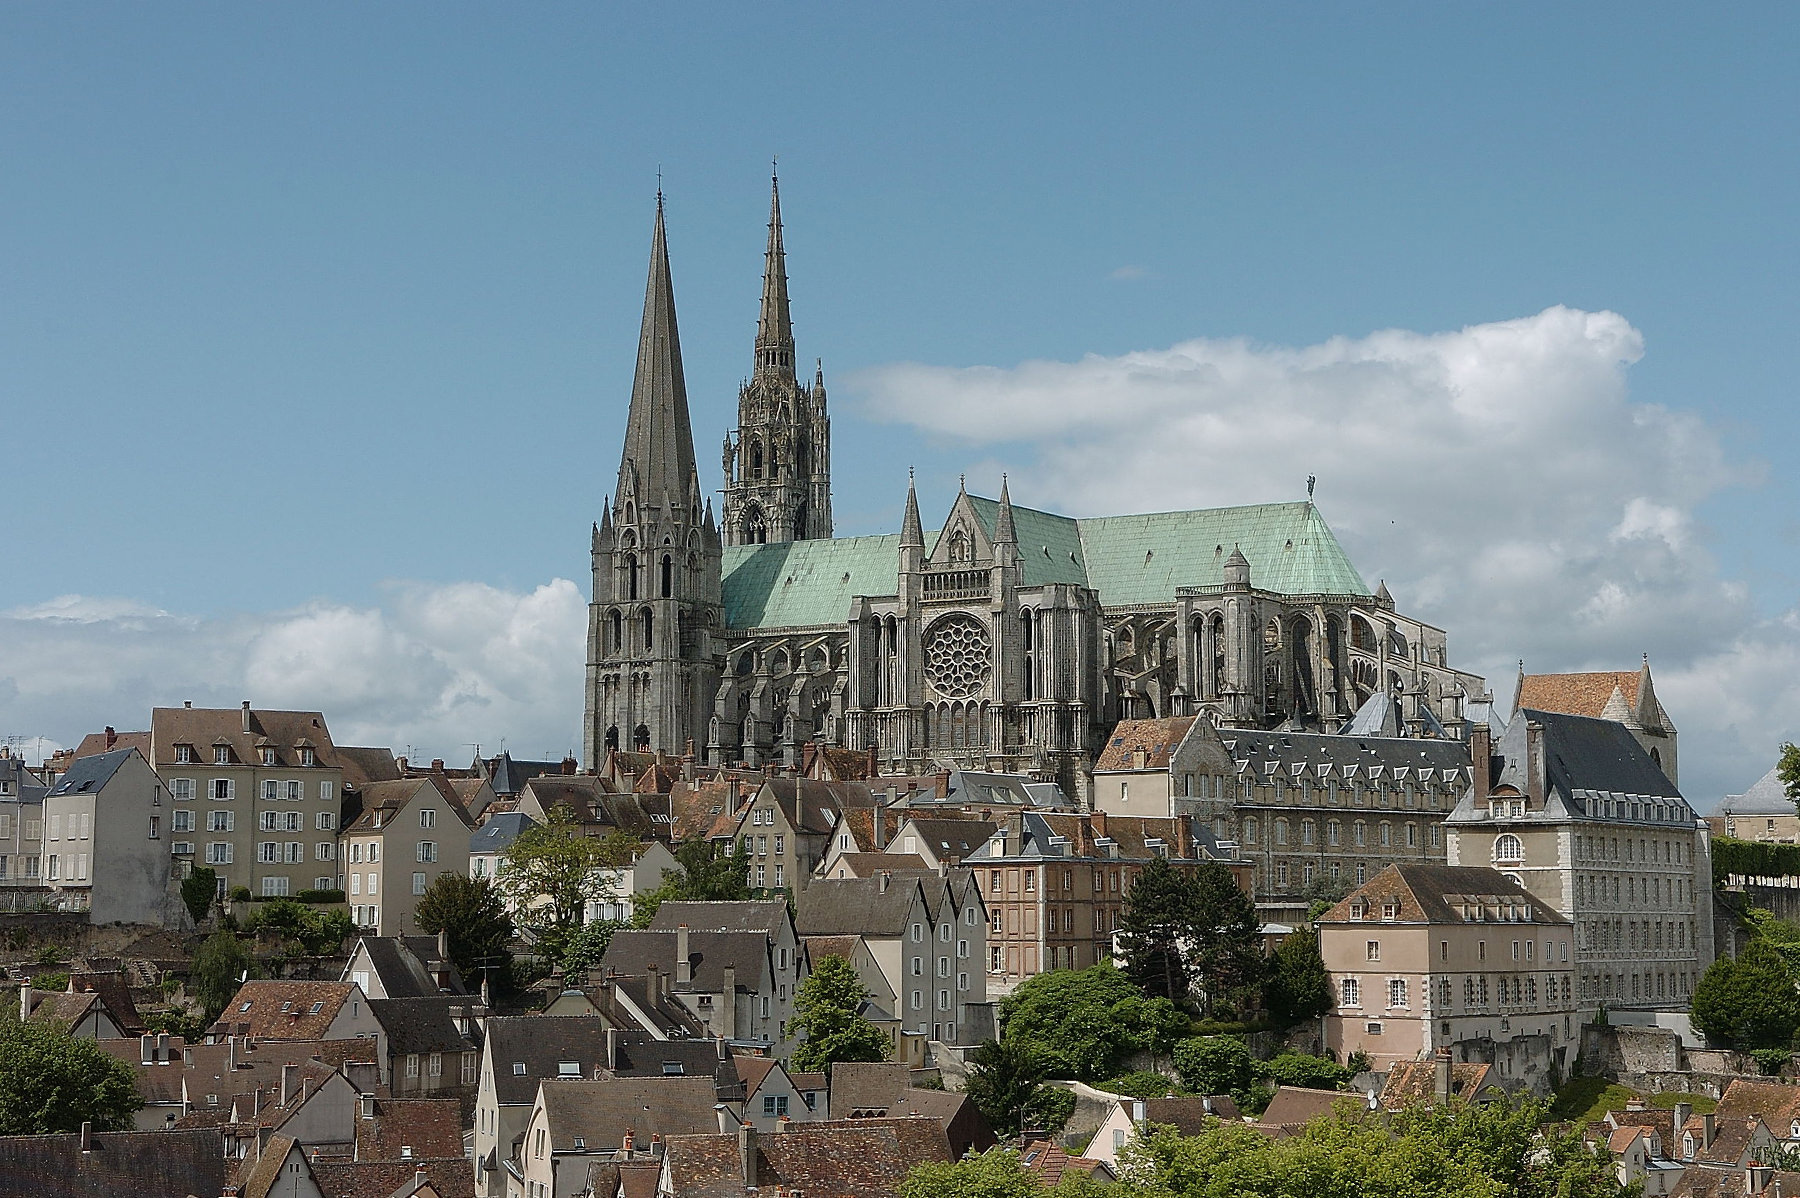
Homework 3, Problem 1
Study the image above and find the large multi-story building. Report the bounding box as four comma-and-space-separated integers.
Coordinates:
1317, 863, 1576, 1091
582, 185, 1484, 796
150, 703, 347, 898
0, 749, 47, 891
342, 777, 473, 935
1444, 710, 1712, 1011
41, 747, 172, 924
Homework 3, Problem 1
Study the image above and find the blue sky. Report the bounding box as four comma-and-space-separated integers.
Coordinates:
2, 5, 1796, 796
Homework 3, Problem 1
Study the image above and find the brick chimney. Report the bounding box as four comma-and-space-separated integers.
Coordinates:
738, 1123, 758, 1189
563, 756, 578, 776
1091, 809, 1107, 840
104, 727, 116, 750
720, 966, 736, 1039
1469, 722, 1492, 799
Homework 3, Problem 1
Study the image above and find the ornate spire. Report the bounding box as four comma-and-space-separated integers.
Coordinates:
994, 474, 1017, 544
755, 169, 795, 379
617, 196, 698, 517
901, 469, 924, 547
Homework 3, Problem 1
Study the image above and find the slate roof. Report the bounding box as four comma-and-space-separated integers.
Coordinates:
43, 748, 138, 798
485, 1016, 611, 1106
470, 811, 537, 855
646, 899, 791, 938
1505, 709, 1680, 801
1095, 717, 1197, 772
349, 936, 468, 998
601, 929, 768, 994
0, 1127, 225, 1198
310, 1158, 475, 1198
488, 751, 564, 797
367, 997, 478, 1056
355, 1098, 466, 1161
538, 1076, 722, 1151
1220, 727, 1471, 785
337, 746, 404, 788
795, 878, 922, 939
1319, 864, 1568, 927
827, 852, 932, 877
895, 817, 997, 864
1720, 766, 1798, 816
722, 533, 908, 630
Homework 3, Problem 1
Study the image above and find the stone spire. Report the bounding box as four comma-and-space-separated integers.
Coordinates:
994, 475, 1017, 545
617, 195, 698, 510
754, 170, 795, 380
900, 470, 924, 547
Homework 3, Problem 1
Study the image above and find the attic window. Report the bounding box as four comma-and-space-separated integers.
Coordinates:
238, 1001, 252, 1012
513, 1063, 526, 1075
261, 749, 276, 766
214, 746, 231, 765
309, 1002, 324, 1015
558, 1061, 580, 1076
176, 745, 194, 765
661, 1062, 684, 1075
280, 1002, 293, 1013
573, 1137, 585, 1150
300, 748, 316, 767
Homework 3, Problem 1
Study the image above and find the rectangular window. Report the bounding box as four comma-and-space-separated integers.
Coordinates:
368, 873, 378, 895
1366, 940, 1380, 962
261, 811, 279, 832
429, 1052, 442, 1076
763, 1095, 789, 1117
148, 816, 160, 839
406, 1055, 420, 1078
206, 842, 233, 865
284, 812, 302, 832
351, 874, 361, 895
258, 842, 279, 863
416, 841, 437, 863
172, 810, 194, 833
211, 778, 233, 801
262, 780, 279, 802
176, 745, 194, 765
284, 780, 301, 801
171, 778, 194, 802
413, 872, 427, 895
214, 746, 230, 765
316, 843, 335, 861
316, 812, 335, 830
320, 781, 335, 804
261, 875, 289, 897
420, 808, 436, 829
775, 835, 785, 855
1389, 979, 1408, 1008
1341, 977, 1360, 1006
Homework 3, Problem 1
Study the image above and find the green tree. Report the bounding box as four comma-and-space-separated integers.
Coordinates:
242, 898, 352, 955
632, 841, 750, 928
1265, 924, 1332, 1025
1778, 742, 1800, 806
899, 1148, 1111, 1198
998, 962, 1185, 1081
414, 872, 515, 993
1260, 1051, 1351, 1091
498, 812, 639, 963
0, 1018, 141, 1134
1117, 859, 1263, 1017
559, 919, 624, 982
190, 928, 253, 1023
180, 867, 217, 925
1173, 1036, 1256, 1103
1692, 939, 1800, 1049
790, 955, 891, 1072
1187, 862, 1265, 1017
964, 1039, 1076, 1138
1117, 856, 1199, 1005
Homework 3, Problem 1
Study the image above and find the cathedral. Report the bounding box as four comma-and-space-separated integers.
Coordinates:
584, 180, 1485, 797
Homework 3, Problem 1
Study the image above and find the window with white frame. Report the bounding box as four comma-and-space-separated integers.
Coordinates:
211, 779, 233, 801
214, 746, 230, 765
1494, 833, 1524, 863
316, 843, 335, 861
1388, 979, 1408, 1008
416, 841, 437, 863
420, 808, 436, 829
317, 812, 334, 830
171, 778, 195, 802
262, 780, 279, 802
206, 842, 233, 865
1341, 977, 1360, 1006
413, 873, 427, 895
211, 811, 234, 833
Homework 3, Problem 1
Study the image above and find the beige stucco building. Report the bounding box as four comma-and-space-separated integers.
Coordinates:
1445, 712, 1711, 1011
1318, 863, 1574, 1091
152, 703, 347, 899
342, 777, 473, 935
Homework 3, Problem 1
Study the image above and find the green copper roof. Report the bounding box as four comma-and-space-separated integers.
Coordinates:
720, 501, 1370, 632
1075, 502, 1371, 605
721, 534, 904, 630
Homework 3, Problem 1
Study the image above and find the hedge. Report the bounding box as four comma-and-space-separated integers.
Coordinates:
242, 889, 347, 904
1713, 838, 1800, 886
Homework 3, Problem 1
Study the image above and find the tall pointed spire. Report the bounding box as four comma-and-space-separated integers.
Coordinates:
994, 474, 1017, 545
617, 195, 698, 510
901, 469, 924, 547
755, 168, 795, 379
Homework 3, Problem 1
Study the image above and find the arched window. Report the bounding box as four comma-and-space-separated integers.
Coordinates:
793, 503, 808, 540
750, 440, 764, 479
608, 609, 623, 654
661, 555, 673, 598
1020, 609, 1035, 701
1494, 833, 1524, 863
632, 724, 650, 750
641, 608, 654, 652
627, 555, 640, 600
742, 506, 768, 545
604, 726, 619, 751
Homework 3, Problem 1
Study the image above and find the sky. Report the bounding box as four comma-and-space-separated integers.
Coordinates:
2, 5, 1796, 802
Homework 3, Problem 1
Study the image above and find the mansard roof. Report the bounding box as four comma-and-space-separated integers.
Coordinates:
719, 499, 1372, 632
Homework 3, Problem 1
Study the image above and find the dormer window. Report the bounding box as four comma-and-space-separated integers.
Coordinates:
214, 746, 231, 766
300, 748, 316, 767
176, 745, 195, 765
260, 749, 276, 766
1381, 901, 1399, 921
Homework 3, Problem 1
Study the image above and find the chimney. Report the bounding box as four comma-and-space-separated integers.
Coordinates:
1433, 1047, 1452, 1103
563, 756, 578, 776
1470, 722, 1492, 798
18, 982, 28, 1021
676, 925, 692, 984
872, 804, 886, 849
878, 871, 891, 893
777, 1114, 792, 1133
1131, 1099, 1146, 1124
721, 966, 737, 1040
606, 1026, 620, 1070
1749, 1165, 1773, 1194
936, 769, 950, 798
431, 759, 444, 772
226, 1036, 236, 1071
241, 701, 252, 733
1675, 1101, 1693, 1130
1092, 810, 1107, 840
281, 1062, 298, 1107
78, 1122, 91, 1152
413, 1170, 428, 1191
1702, 1112, 1716, 1149
650, 1133, 664, 1159
622, 1128, 635, 1156
157, 1032, 170, 1063
104, 727, 116, 750
140, 1034, 155, 1065
739, 1123, 758, 1189
1133, 747, 1148, 770
715, 1104, 736, 1133
437, 928, 449, 962
1525, 721, 1547, 807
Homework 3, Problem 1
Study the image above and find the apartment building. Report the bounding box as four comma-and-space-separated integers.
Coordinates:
41, 748, 172, 924
1318, 864, 1575, 1090
151, 703, 347, 898
342, 778, 474, 935
0, 750, 47, 890
1445, 712, 1712, 1011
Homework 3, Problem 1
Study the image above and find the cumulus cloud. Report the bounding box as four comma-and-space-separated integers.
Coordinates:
852, 306, 1783, 801
0, 580, 587, 768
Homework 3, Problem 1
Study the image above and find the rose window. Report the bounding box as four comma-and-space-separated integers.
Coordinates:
924, 614, 992, 699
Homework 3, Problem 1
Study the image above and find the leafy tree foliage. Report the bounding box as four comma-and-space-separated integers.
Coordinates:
1118, 859, 1263, 1017
190, 929, 254, 1023
1119, 1096, 1628, 1198
414, 872, 515, 992
1173, 1036, 1257, 1105
498, 811, 639, 963
242, 898, 353, 956
964, 1039, 1076, 1138
0, 1017, 141, 1134
1692, 939, 1800, 1049
631, 841, 750, 928
1097, 1070, 1185, 1098
789, 955, 891, 1072
180, 867, 217, 924
559, 919, 625, 982
1261, 1051, 1352, 1091
899, 1147, 1111, 1198
1266, 924, 1332, 1025
1778, 741, 1800, 806
998, 962, 1190, 1081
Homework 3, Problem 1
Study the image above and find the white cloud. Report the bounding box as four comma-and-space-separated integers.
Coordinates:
851, 305, 1787, 802
0, 580, 587, 768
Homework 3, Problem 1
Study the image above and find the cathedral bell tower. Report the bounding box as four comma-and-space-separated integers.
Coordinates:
721, 171, 833, 546
584, 194, 723, 765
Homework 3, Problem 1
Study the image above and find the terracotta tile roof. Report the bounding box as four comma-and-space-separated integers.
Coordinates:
828, 1061, 911, 1114
1021, 1139, 1108, 1185
1134, 1095, 1241, 1134
1258, 1085, 1363, 1132
71, 730, 152, 759
1681, 1112, 1768, 1166
217, 980, 356, 1040
834, 806, 883, 853
1608, 1125, 1645, 1154
310, 1157, 475, 1198
1716, 1078, 1800, 1126
356, 1098, 465, 1161
347, 778, 473, 833
1318, 864, 1568, 928
1517, 672, 1640, 719
67, 971, 145, 1033
1380, 1058, 1495, 1109
1095, 717, 1197, 772
663, 1116, 953, 1198
802, 935, 863, 963
23, 990, 100, 1030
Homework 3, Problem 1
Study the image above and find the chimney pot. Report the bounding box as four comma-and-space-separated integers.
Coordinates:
104, 727, 116, 749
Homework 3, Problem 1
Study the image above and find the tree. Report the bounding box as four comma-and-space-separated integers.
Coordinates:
1779, 741, 1800, 807
1260, 1051, 1351, 1091
190, 928, 253, 1023
632, 840, 750, 928
1692, 939, 1800, 1049
559, 919, 624, 982
789, 955, 891, 1072
242, 898, 353, 956
0, 1018, 141, 1134
180, 867, 217, 925
1173, 1035, 1260, 1108
899, 1148, 1111, 1198
1265, 924, 1332, 1025
415, 872, 515, 992
963, 1039, 1075, 1138
998, 962, 1186, 1082
498, 811, 639, 963
1117, 859, 1264, 1017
